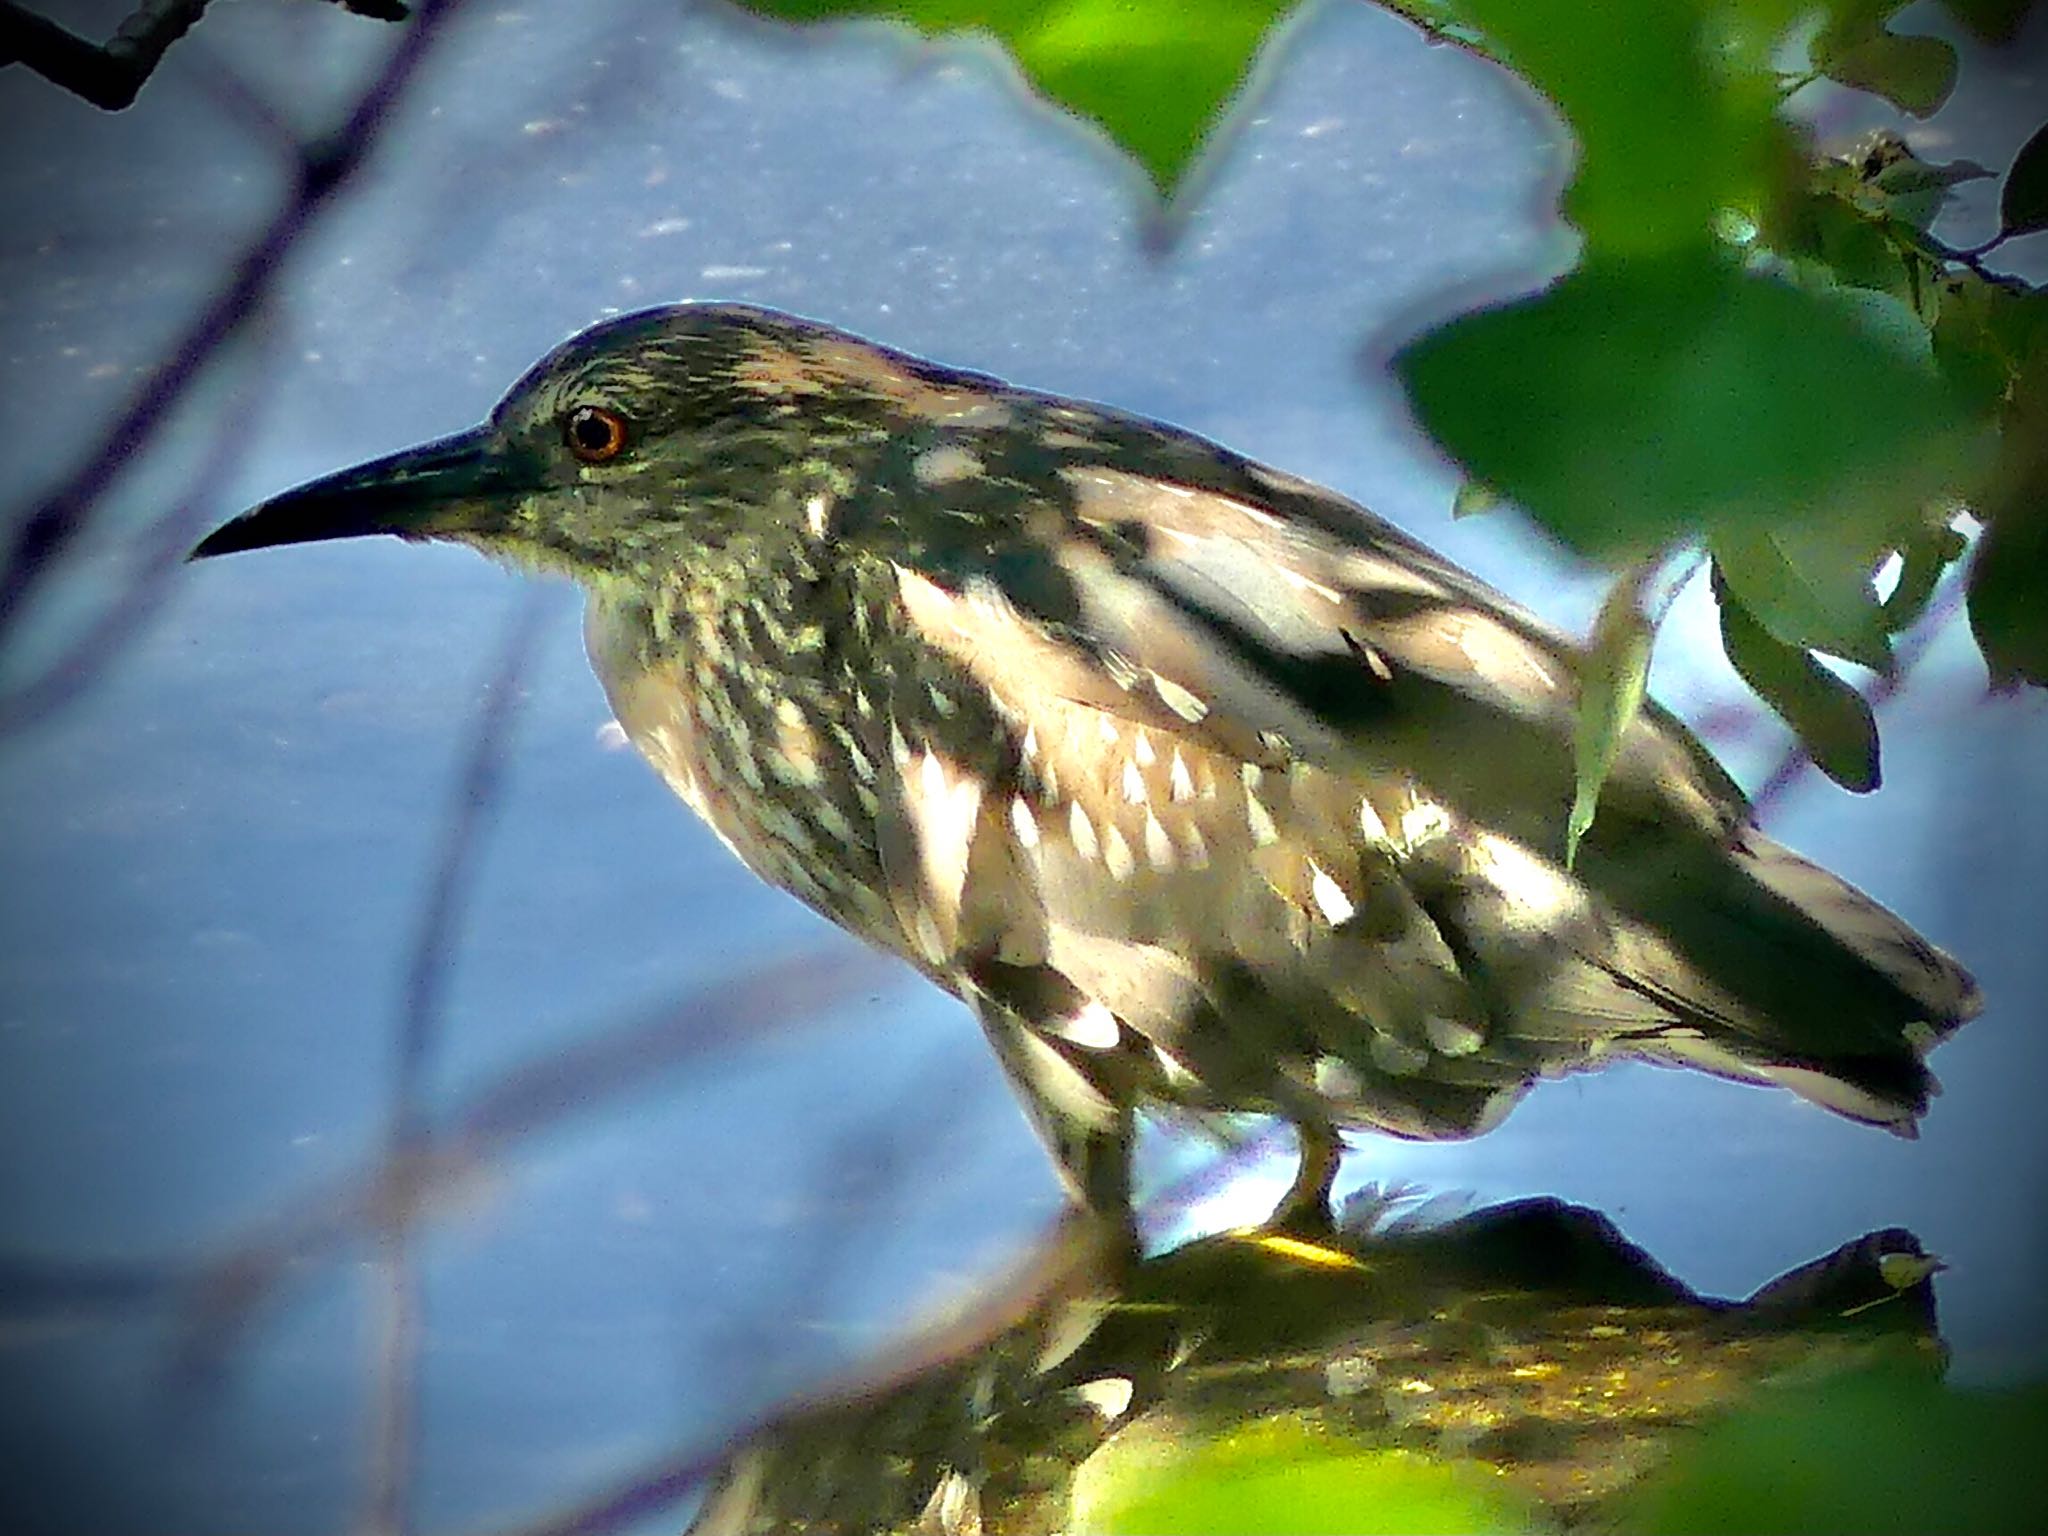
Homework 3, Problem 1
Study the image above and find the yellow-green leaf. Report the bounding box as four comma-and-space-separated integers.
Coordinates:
731, 1, 1294, 199
1451, 480, 1503, 520
1568, 565, 1659, 867
1073, 1415, 1537, 1535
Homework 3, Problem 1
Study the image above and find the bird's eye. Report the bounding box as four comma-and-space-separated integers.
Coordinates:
565, 405, 629, 463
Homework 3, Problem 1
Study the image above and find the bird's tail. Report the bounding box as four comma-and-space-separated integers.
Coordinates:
1623, 829, 1981, 1134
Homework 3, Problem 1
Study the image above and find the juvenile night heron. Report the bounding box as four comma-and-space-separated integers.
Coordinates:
196, 304, 1980, 1229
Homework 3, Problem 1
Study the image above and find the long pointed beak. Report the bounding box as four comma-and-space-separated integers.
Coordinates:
192, 425, 533, 559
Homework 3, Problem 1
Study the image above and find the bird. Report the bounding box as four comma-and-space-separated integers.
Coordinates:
195, 302, 1981, 1234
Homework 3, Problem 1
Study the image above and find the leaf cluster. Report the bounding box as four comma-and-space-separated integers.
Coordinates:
727, 0, 2046, 834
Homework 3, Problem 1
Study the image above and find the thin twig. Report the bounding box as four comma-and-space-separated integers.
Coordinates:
498, 1212, 1117, 1536
175, 944, 910, 1381
0, 323, 280, 739
0, 0, 464, 661
360, 585, 554, 1536
0, 0, 213, 109
0, 0, 409, 109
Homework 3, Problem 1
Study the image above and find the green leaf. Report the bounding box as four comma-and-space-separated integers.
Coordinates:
1773, 194, 1914, 302
1999, 118, 2048, 239
1716, 572, 1881, 791
1869, 150, 1995, 229
1451, 480, 1503, 519
1711, 524, 1893, 671
1965, 349, 2048, 689
1968, 504, 2048, 689
1936, 0, 2038, 45
1617, 1366, 2048, 1535
1932, 273, 2020, 414
1449, 0, 1798, 254
1880, 521, 1966, 631
1394, 249, 1980, 559
1813, 25, 1958, 117
1568, 566, 1658, 867
732, 1, 1293, 198
1073, 1415, 1537, 1535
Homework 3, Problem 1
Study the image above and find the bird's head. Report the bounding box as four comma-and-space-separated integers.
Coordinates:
193, 303, 1011, 585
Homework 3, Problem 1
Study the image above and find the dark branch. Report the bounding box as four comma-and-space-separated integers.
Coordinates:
0, 0, 460, 721
0, 0, 409, 110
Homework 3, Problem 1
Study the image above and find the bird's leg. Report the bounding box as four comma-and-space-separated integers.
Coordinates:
1266, 1120, 1343, 1236
964, 971, 1145, 1264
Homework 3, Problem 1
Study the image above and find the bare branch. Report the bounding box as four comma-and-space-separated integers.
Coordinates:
173, 944, 909, 1381
357, 587, 554, 1536
0, 0, 463, 681
0, 0, 409, 110
499, 1212, 1118, 1536
0, 0, 213, 110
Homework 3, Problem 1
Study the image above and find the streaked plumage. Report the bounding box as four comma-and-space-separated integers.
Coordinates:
196, 304, 1980, 1226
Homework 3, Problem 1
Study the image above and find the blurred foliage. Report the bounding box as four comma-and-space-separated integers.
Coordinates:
1568, 562, 1658, 862
1074, 1420, 1539, 1535
731, 1, 1292, 196
690, 7, 2048, 1526
1617, 1364, 2048, 1535
726, 0, 2048, 834
688, 1197, 1976, 1533
1077, 1367, 2048, 1535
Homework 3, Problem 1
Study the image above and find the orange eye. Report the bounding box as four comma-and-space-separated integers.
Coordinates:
565, 405, 629, 463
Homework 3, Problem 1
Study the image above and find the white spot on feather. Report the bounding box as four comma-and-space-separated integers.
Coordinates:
911, 444, 983, 486
1069, 801, 1099, 861
1246, 792, 1279, 847
1337, 550, 1451, 600
1425, 1015, 1484, 1057
1169, 750, 1196, 803
1143, 812, 1175, 870
1011, 796, 1041, 849
1472, 831, 1579, 923
1103, 826, 1136, 881
1048, 1000, 1121, 1049
1359, 795, 1389, 843
1310, 863, 1356, 925
804, 493, 831, 540
1121, 761, 1147, 804
1280, 566, 1346, 604
1073, 1376, 1135, 1420
1153, 674, 1208, 722
1397, 796, 1451, 852
903, 750, 983, 943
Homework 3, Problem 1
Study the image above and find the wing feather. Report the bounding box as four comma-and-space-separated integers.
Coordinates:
853, 415, 1974, 1135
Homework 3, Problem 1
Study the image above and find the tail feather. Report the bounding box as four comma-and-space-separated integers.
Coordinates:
1736, 830, 1982, 1034
1575, 826, 1978, 1130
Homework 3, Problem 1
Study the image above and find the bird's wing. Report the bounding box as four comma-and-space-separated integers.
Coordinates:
855, 427, 1971, 1133
850, 443, 1751, 1136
